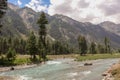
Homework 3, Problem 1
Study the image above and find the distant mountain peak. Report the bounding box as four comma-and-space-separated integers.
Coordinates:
53, 14, 83, 26
54, 14, 76, 21
100, 21, 116, 25
8, 3, 20, 11
20, 7, 35, 12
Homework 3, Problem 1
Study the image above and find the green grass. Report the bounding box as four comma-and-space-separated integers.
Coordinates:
13, 58, 32, 65
0, 57, 32, 66
76, 53, 120, 61
0, 55, 40, 66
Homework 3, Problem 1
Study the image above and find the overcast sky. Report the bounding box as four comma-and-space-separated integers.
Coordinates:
8, 0, 120, 24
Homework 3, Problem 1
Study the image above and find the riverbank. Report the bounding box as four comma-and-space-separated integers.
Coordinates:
0, 64, 37, 80
111, 63, 120, 80
0, 76, 18, 80
0, 54, 76, 72
102, 61, 120, 80
76, 54, 120, 61
0, 63, 39, 72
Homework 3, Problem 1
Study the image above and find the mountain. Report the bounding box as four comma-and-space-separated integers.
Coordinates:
100, 21, 120, 36
1, 7, 29, 39
50, 14, 120, 48
8, 3, 19, 11
1, 3, 120, 48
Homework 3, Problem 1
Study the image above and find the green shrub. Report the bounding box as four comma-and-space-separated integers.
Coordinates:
6, 48, 16, 61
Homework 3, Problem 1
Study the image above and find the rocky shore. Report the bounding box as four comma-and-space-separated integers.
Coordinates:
102, 63, 120, 80
0, 63, 41, 72
0, 76, 18, 80
0, 63, 44, 80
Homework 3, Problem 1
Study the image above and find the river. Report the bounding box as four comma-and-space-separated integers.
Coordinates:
0, 58, 119, 80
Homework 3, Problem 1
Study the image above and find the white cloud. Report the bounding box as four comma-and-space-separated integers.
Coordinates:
17, 0, 22, 6
25, 0, 120, 24
25, 0, 48, 12
48, 0, 120, 24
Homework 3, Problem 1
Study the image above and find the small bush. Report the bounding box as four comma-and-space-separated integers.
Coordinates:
6, 48, 16, 61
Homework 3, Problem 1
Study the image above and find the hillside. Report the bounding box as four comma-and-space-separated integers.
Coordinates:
1, 3, 120, 48
100, 21, 120, 36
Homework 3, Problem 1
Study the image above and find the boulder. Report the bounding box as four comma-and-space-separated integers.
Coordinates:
102, 72, 108, 76
10, 67, 14, 70
84, 63, 93, 66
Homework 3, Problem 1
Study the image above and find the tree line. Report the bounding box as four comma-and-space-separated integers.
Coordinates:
78, 35, 112, 56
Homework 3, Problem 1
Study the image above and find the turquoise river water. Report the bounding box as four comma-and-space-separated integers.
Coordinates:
0, 58, 119, 80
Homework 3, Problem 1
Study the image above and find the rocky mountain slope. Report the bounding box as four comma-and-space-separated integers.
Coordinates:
1, 3, 120, 48
100, 21, 120, 36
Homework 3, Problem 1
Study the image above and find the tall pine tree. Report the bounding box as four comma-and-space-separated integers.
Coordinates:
78, 35, 88, 56
37, 12, 48, 61
104, 37, 111, 53
90, 42, 96, 54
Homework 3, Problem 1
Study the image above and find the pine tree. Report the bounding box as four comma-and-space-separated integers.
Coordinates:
104, 37, 111, 53
90, 42, 97, 54
37, 12, 48, 61
27, 32, 37, 60
46, 40, 52, 54
3, 38, 8, 53
7, 37, 12, 48
19, 39, 26, 54
53, 41, 60, 55
0, 0, 7, 32
12, 38, 20, 54
97, 44, 105, 53
78, 35, 88, 56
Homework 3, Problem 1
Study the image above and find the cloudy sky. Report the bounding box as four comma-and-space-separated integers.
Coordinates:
8, 0, 120, 24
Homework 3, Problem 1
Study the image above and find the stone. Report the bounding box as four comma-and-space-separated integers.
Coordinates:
84, 63, 93, 66
10, 67, 14, 70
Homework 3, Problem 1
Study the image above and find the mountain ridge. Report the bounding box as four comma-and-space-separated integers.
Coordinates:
1, 3, 120, 48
